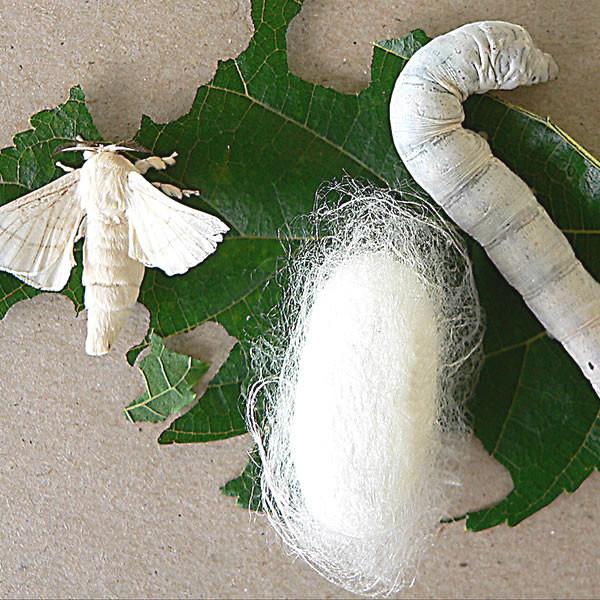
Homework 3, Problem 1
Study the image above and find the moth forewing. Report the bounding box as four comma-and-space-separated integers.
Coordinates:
126, 171, 229, 276
0, 169, 83, 291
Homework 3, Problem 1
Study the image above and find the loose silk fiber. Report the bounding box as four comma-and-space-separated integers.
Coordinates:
246, 180, 483, 597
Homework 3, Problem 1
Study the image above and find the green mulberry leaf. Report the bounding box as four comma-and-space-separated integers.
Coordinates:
124, 334, 208, 423
221, 448, 263, 512
0, 1, 597, 530
158, 344, 247, 444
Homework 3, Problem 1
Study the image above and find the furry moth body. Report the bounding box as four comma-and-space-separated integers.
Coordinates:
0, 144, 229, 355
390, 21, 600, 397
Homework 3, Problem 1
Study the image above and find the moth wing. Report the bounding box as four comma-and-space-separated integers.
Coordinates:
125, 171, 229, 276
0, 170, 84, 291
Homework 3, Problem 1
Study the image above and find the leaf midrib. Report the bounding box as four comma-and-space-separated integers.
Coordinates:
513, 411, 599, 521
205, 82, 387, 182
478, 336, 600, 526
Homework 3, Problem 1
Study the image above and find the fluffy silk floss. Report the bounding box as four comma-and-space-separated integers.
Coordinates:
246, 181, 483, 596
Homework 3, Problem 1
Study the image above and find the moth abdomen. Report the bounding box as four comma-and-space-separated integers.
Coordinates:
83, 216, 144, 356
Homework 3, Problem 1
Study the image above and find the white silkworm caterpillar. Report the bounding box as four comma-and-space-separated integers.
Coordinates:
0, 141, 229, 355
390, 21, 600, 397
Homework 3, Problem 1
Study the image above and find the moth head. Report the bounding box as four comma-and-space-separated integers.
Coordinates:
56, 136, 149, 160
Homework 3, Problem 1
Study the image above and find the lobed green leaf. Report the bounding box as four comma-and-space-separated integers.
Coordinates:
0, 0, 597, 530
124, 334, 208, 424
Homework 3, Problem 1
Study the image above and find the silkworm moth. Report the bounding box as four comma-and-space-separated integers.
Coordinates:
390, 21, 600, 397
0, 140, 229, 355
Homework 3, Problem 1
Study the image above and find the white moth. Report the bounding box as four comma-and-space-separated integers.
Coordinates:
390, 21, 600, 397
0, 140, 229, 355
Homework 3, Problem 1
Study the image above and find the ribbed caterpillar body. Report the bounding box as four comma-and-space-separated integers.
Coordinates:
390, 21, 600, 397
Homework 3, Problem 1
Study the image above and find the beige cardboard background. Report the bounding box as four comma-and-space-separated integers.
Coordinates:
0, 1, 598, 598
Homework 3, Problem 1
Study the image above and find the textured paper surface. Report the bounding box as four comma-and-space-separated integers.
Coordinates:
0, 1, 598, 598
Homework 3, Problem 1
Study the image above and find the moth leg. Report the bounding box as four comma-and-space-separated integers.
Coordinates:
56, 160, 76, 173
76, 216, 87, 242
134, 152, 178, 175
151, 181, 200, 200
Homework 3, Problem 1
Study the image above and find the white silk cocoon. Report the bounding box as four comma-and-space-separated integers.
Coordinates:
246, 180, 483, 597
